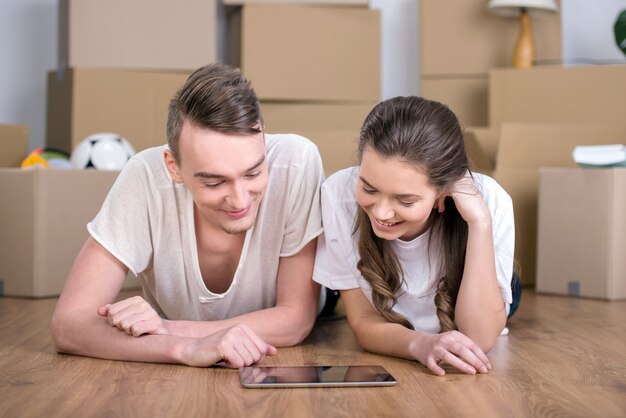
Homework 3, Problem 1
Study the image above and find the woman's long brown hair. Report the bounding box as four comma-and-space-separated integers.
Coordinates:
355, 96, 469, 332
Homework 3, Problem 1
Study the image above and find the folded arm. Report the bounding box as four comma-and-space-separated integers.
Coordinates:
51, 237, 275, 367
158, 239, 320, 346
447, 174, 507, 351
340, 288, 491, 376
97, 239, 321, 347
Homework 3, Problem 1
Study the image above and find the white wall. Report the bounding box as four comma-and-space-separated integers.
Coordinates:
370, 0, 420, 99
0, 0, 58, 151
562, 0, 626, 64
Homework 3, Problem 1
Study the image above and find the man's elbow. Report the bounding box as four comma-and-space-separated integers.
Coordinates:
50, 312, 78, 354
279, 313, 316, 347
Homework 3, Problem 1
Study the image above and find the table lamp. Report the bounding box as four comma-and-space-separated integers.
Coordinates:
488, 0, 558, 68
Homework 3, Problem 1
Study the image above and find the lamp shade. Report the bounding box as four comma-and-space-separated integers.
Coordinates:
488, 0, 558, 16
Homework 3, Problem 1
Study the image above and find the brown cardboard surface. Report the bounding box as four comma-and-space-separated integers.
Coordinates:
261, 102, 372, 134
490, 65, 626, 128
241, 4, 380, 101
302, 130, 360, 175
261, 102, 373, 175
60, 0, 217, 71
420, 0, 561, 76
464, 127, 499, 169
47, 68, 190, 155
421, 77, 489, 127
494, 123, 626, 286
0, 124, 29, 167
464, 131, 494, 177
0, 168, 138, 297
537, 168, 626, 300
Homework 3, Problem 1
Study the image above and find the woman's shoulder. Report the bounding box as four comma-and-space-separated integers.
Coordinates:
473, 172, 511, 202
473, 172, 513, 224
323, 166, 359, 200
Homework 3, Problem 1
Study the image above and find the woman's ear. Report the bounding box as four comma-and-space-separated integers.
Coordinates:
435, 194, 446, 214
164, 150, 184, 183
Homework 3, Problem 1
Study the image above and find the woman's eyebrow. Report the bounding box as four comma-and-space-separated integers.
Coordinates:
359, 176, 421, 199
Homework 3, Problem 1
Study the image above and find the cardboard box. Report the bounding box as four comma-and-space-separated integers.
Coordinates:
241, 4, 380, 101
421, 77, 489, 127
0, 124, 29, 168
464, 130, 494, 177
261, 102, 373, 175
493, 123, 626, 286
537, 168, 626, 300
464, 127, 499, 170
262, 101, 372, 133
420, 0, 561, 76
490, 65, 626, 128
0, 168, 138, 297
59, 0, 218, 71
47, 68, 190, 155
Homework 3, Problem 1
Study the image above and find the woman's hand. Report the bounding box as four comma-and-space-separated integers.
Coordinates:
437, 172, 491, 226
410, 330, 492, 376
98, 295, 169, 337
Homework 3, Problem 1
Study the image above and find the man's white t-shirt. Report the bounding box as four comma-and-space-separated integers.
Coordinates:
88, 134, 324, 321
313, 167, 515, 334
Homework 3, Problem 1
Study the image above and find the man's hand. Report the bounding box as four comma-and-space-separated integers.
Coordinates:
180, 324, 278, 368
98, 296, 168, 337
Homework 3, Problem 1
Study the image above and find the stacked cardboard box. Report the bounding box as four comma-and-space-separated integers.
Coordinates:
51, 0, 217, 153
467, 64, 626, 287
47, 69, 189, 154
419, 0, 561, 127
1, 1, 224, 296
235, 2, 380, 175
59, 0, 218, 71
0, 124, 29, 168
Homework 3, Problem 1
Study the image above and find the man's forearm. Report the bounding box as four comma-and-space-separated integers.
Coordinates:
52, 309, 195, 365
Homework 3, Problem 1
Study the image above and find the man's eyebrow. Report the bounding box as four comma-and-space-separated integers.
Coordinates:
194, 155, 266, 179
359, 176, 420, 199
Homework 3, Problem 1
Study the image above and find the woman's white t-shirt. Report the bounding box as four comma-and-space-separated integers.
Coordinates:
313, 167, 515, 333
88, 134, 324, 321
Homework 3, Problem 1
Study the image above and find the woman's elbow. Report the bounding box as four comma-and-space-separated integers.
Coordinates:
461, 323, 506, 353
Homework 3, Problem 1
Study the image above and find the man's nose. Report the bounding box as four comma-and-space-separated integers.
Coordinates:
226, 181, 248, 209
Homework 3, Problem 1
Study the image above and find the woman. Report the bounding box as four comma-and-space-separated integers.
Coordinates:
313, 96, 518, 376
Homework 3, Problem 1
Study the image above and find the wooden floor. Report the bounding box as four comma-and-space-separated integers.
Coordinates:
1, 290, 625, 418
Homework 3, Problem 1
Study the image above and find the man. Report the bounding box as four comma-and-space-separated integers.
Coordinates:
51, 63, 324, 368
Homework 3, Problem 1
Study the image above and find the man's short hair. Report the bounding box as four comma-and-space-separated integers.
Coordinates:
167, 63, 264, 164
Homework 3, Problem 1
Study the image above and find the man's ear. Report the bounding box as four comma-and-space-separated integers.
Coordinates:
164, 149, 184, 183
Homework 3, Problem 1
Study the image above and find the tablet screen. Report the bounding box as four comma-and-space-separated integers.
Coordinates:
240, 365, 397, 388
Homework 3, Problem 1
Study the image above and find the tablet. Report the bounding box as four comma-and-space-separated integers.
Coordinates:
240, 365, 397, 388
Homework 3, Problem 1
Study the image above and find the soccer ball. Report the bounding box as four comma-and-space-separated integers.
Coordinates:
71, 133, 136, 170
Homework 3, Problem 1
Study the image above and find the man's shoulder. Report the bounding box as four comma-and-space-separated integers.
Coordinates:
265, 133, 324, 178
131, 145, 168, 165
124, 145, 168, 174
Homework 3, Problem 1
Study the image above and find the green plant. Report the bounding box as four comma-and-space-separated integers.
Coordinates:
615, 9, 626, 56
